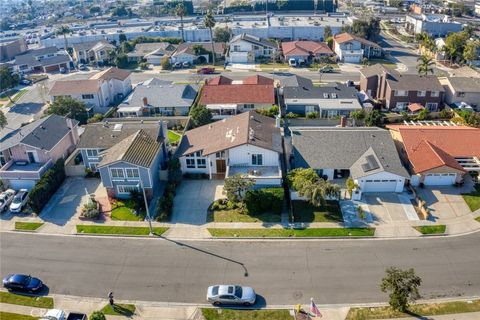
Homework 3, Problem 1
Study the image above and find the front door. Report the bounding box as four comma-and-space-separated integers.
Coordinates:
27, 151, 37, 163
216, 160, 226, 173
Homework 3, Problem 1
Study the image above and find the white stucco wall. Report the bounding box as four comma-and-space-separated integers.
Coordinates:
228, 144, 279, 167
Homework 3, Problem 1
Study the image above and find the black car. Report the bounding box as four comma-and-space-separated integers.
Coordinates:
3, 274, 43, 292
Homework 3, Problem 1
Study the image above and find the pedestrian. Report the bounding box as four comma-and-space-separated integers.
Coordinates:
108, 291, 114, 309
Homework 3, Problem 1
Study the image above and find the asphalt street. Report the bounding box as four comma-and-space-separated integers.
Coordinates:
1, 232, 479, 306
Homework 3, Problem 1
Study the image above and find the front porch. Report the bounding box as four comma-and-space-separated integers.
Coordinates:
226, 165, 282, 186
206, 104, 239, 120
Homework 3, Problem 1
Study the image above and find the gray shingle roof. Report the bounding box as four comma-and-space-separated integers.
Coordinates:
386, 74, 444, 92
290, 127, 408, 178
283, 83, 359, 99
72, 40, 112, 52
0, 115, 78, 151
446, 77, 480, 92
280, 75, 313, 88
230, 33, 277, 49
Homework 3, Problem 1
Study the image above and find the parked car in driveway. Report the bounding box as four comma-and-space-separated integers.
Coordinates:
9, 189, 28, 213
78, 64, 88, 71
38, 309, 87, 320
207, 285, 256, 306
20, 79, 32, 85
197, 67, 215, 74
173, 62, 182, 69
2, 274, 44, 292
0, 189, 16, 212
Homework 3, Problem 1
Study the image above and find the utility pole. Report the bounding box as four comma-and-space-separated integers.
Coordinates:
139, 180, 154, 236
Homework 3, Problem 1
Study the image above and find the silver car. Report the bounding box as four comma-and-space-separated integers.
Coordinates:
0, 189, 16, 213
207, 285, 256, 306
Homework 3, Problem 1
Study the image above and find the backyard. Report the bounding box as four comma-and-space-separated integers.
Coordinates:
168, 130, 182, 144
291, 200, 343, 223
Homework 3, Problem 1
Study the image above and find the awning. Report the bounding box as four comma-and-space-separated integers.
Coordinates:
117, 106, 142, 113
206, 104, 238, 110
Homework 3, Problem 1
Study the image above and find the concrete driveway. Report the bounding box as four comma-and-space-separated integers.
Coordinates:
171, 180, 224, 225
39, 177, 106, 226
416, 184, 473, 221
363, 193, 418, 224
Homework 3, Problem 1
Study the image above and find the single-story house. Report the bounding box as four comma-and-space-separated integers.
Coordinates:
171, 42, 225, 64
126, 42, 177, 65
281, 40, 333, 64
289, 127, 409, 196
177, 111, 283, 187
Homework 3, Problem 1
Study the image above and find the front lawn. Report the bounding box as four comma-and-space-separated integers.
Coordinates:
259, 62, 290, 69
14, 222, 44, 231
0, 292, 54, 308
76, 225, 167, 236
414, 225, 446, 234
5, 89, 27, 107
168, 130, 182, 144
0, 312, 38, 320
207, 208, 281, 223
100, 303, 136, 316
346, 299, 480, 320
111, 200, 145, 221
462, 185, 480, 212
208, 228, 375, 238
367, 59, 397, 69
291, 200, 343, 223
202, 308, 292, 320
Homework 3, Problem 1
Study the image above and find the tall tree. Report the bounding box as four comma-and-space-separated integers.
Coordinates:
0, 65, 20, 103
444, 31, 468, 64
56, 25, 71, 51
224, 174, 255, 202
323, 25, 332, 40
204, 9, 216, 66
47, 96, 88, 124
190, 105, 212, 127
175, 2, 187, 42
0, 111, 7, 129
214, 27, 231, 44
463, 40, 479, 65
416, 55, 434, 76
381, 267, 422, 312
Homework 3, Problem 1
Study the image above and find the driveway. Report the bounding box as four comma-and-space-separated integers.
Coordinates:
39, 177, 107, 226
171, 180, 224, 225
363, 193, 418, 224
416, 184, 473, 221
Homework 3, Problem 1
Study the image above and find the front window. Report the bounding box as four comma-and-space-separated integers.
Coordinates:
86, 149, 98, 157
82, 94, 94, 99
186, 159, 195, 168
457, 92, 465, 97
126, 168, 139, 178
244, 104, 254, 110
426, 102, 438, 111
252, 154, 263, 166
197, 159, 206, 168
431, 91, 440, 97
117, 185, 139, 194
394, 90, 408, 97
110, 168, 124, 178
417, 90, 426, 97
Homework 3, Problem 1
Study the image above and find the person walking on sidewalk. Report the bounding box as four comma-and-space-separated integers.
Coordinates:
108, 291, 114, 310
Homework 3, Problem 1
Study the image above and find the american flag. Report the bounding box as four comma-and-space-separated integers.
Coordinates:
310, 298, 323, 318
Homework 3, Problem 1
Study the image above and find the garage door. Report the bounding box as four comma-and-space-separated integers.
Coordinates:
362, 179, 398, 192
424, 173, 456, 186
44, 64, 60, 72
9, 179, 36, 190
344, 55, 361, 63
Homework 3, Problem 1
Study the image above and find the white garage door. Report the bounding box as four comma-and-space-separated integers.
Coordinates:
363, 179, 398, 192
8, 179, 36, 190
344, 55, 361, 63
424, 173, 456, 186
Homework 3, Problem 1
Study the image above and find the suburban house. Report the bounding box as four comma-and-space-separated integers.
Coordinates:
170, 42, 225, 64
13, 46, 72, 74
0, 115, 79, 190
117, 78, 197, 117
177, 111, 283, 187
227, 33, 277, 64
388, 124, 480, 186
0, 37, 28, 62
405, 14, 463, 37
49, 67, 132, 113
359, 64, 444, 111
126, 42, 177, 65
289, 127, 409, 196
439, 76, 480, 110
199, 75, 275, 119
76, 119, 169, 199
71, 40, 116, 65
281, 76, 362, 117
281, 40, 333, 64
332, 32, 382, 63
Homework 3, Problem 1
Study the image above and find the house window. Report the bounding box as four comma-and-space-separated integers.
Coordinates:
233, 45, 240, 52
243, 104, 254, 109
216, 151, 225, 159
195, 151, 202, 157
323, 93, 329, 98
82, 94, 94, 99
431, 91, 440, 97
457, 92, 465, 97
426, 102, 438, 111
86, 149, 98, 158
396, 102, 409, 110
305, 105, 316, 114
417, 90, 426, 97
110, 168, 124, 178
394, 90, 408, 97
252, 154, 263, 166
186, 159, 195, 168
197, 159, 206, 168
126, 168, 140, 178
117, 185, 139, 194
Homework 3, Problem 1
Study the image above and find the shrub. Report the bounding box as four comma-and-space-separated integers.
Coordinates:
287, 168, 319, 191
89, 311, 106, 320
87, 113, 104, 124
286, 112, 299, 119
156, 192, 174, 221
167, 159, 182, 185
28, 159, 66, 213
81, 198, 100, 219
244, 187, 284, 214
306, 111, 319, 119
256, 105, 279, 118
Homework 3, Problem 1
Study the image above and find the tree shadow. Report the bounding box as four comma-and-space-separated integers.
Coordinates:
112, 304, 134, 317
405, 310, 434, 320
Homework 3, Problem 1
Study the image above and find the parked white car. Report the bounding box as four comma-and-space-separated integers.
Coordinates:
0, 189, 16, 213
39, 309, 65, 320
9, 189, 29, 213
207, 285, 256, 306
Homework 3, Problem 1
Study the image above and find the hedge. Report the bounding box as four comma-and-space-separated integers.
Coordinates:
28, 159, 66, 213
244, 187, 284, 215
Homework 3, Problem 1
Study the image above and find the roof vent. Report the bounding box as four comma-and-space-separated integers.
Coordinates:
249, 128, 255, 141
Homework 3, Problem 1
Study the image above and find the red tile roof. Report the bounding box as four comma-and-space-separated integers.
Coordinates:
408, 103, 424, 113
242, 75, 274, 85
281, 41, 333, 56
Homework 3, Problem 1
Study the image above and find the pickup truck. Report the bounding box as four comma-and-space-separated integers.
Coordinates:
39, 309, 87, 320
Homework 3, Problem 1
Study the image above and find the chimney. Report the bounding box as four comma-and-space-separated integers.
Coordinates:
143, 97, 148, 106
275, 115, 281, 128
340, 116, 347, 127
159, 120, 169, 143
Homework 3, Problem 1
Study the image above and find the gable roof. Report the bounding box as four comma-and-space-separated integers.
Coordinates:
359, 63, 390, 78
280, 75, 313, 88
386, 74, 444, 92
0, 115, 78, 151
333, 32, 381, 48
448, 66, 480, 78
290, 127, 408, 178
49, 79, 100, 95
350, 147, 391, 179
281, 41, 333, 56
90, 67, 131, 81
445, 76, 480, 93
177, 111, 282, 157
72, 40, 113, 52
173, 42, 225, 56
127, 42, 177, 58
408, 140, 465, 173
283, 82, 359, 100
230, 33, 277, 49
98, 129, 161, 168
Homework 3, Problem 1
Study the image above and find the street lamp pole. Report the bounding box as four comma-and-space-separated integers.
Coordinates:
139, 180, 154, 236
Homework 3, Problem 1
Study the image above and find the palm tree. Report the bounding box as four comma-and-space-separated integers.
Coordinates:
56, 25, 71, 51
175, 2, 187, 42
417, 55, 434, 76
204, 9, 216, 66
297, 179, 340, 208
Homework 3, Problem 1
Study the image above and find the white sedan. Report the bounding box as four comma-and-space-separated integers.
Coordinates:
207, 285, 256, 306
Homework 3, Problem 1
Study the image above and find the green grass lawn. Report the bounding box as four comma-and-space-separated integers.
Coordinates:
291, 200, 343, 223
259, 62, 290, 69
111, 200, 145, 221
0, 89, 19, 101
208, 228, 375, 238
5, 89, 27, 108
414, 225, 446, 234
0, 292, 54, 308
367, 59, 397, 68
476, 216, 480, 223
462, 185, 480, 212
100, 303, 136, 316
76, 225, 167, 236
0, 312, 38, 320
207, 208, 281, 223
168, 130, 182, 144
308, 63, 340, 71
14, 222, 44, 231
346, 299, 480, 320
202, 308, 292, 320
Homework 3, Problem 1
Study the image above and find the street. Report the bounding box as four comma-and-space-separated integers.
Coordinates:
1, 232, 479, 306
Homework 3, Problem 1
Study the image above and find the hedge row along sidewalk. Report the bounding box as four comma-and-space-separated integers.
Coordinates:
208, 228, 375, 238
76, 225, 168, 236
0, 291, 54, 308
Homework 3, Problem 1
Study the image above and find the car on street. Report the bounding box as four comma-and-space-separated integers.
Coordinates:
319, 65, 334, 73
197, 67, 215, 74
173, 62, 183, 69
182, 61, 191, 68
2, 274, 44, 292
78, 64, 88, 71
59, 67, 66, 74
20, 79, 32, 85
207, 285, 256, 306
0, 189, 16, 212
9, 189, 29, 213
